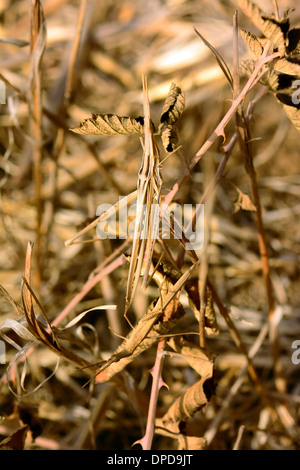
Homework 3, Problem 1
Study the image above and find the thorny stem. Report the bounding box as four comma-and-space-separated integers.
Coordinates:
138, 339, 166, 450
163, 46, 280, 207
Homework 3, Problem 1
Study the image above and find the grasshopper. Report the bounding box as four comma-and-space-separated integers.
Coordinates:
67, 78, 185, 323
124, 76, 162, 321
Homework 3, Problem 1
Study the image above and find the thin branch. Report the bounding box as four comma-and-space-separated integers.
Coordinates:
137, 339, 166, 450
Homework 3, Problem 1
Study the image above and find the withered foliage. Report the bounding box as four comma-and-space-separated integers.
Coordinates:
239, 0, 300, 131
71, 81, 185, 153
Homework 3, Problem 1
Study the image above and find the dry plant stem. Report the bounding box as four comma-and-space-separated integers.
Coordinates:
165, 217, 268, 403
64, 0, 87, 104
232, 425, 245, 450
163, 45, 280, 207
180, 140, 238, 348
232, 10, 240, 102
236, 109, 276, 316
207, 279, 271, 408
30, 0, 46, 286
24, 241, 34, 313
45, 0, 88, 248
204, 322, 270, 446
242, 133, 276, 318
138, 339, 166, 450
197, 165, 216, 350
235, 105, 285, 393
272, 0, 280, 21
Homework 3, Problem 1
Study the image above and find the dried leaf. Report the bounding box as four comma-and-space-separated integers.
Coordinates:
155, 337, 215, 439
238, 0, 266, 36
159, 123, 179, 153
159, 82, 185, 126
273, 58, 300, 76
156, 378, 213, 433
233, 189, 257, 213
95, 261, 201, 382
0, 318, 37, 347
0, 426, 29, 450
240, 30, 263, 59
19, 278, 96, 369
28, 0, 46, 112
204, 288, 219, 336
277, 97, 300, 132
239, 58, 255, 77
168, 336, 214, 378
194, 27, 233, 88
70, 114, 146, 136
21, 278, 58, 350
158, 82, 184, 152
238, 0, 289, 55
261, 16, 288, 55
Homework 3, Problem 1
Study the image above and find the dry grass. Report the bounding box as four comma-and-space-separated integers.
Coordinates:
0, 0, 299, 450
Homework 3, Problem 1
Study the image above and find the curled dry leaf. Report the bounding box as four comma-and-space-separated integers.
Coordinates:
238, 0, 267, 36
95, 260, 201, 383
155, 337, 215, 441
261, 16, 288, 55
18, 278, 96, 371
156, 378, 213, 435
70, 82, 185, 155
238, 3, 300, 133
238, 0, 288, 55
156, 258, 219, 336
158, 82, 185, 153
168, 336, 214, 378
159, 124, 179, 153
159, 82, 185, 125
